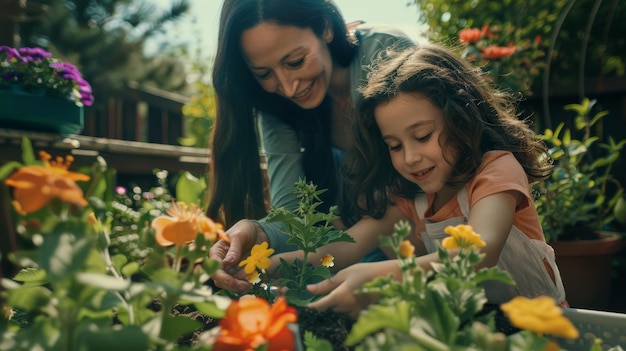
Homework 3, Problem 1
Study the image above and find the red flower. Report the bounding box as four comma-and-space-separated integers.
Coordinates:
481, 45, 517, 60
459, 28, 482, 43
481, 23, 495, 39
214, 296, 298, 351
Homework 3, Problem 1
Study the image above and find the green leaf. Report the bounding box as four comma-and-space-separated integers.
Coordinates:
121, 261, 140, 277
175, 171, 207, 204
472, 268, 515, 286
159, 314, 203, 341
10, 316, 60, 351
76, 324, 150, 351
20, 137, 36, 165
111, 254, 129, 272
304, 330, 334, 351
76, 272, 131, 291
13, 268, 48, 284
0, 160, 22, 181
345, 302, 410, 346
194, 299, 228, 319
38, 232, 94, 281
5, 284, 52, 311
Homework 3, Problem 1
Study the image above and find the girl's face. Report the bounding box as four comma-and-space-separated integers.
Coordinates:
375, 92, 456, 195
240, 22, 334, 110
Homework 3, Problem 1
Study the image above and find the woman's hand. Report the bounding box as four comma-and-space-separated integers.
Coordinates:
306, 260, 400, 319
209, 219, 269, 293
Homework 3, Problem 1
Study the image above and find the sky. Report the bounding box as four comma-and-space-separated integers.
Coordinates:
168, 0, 427, 59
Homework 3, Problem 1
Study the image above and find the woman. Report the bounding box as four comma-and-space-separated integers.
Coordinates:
208, 0, 416, 292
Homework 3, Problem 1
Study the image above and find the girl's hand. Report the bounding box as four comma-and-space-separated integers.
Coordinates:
306, 260, 399, 319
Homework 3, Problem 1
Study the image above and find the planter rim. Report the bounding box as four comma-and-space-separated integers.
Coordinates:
549, 231, 624, 256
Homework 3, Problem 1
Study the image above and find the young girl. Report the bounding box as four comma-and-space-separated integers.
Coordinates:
271, 43, 566, 318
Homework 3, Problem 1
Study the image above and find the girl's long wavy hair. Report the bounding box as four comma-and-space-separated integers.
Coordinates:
208, 0, 357, 227
342, 44, 552, 221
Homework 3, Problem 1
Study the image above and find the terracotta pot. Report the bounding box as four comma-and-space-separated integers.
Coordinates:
550, 231, 624, 310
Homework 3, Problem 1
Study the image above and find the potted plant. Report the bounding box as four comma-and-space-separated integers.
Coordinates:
0, 46, 94, 135
532, 98, 626, 309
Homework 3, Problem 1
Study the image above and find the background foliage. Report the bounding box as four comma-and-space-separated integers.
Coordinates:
411, 0, 626, 95
16, 0, 194, 96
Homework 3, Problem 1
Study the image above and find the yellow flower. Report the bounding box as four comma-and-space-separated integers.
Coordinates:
239, 242, 275, 275
398, 240, 415, 258
151, 202, 227, 247
247, 270, 261, 285
442, 225, 486, 250
320, 253, 334, 268
4, 151, 90, 214
500, 296, 579, 339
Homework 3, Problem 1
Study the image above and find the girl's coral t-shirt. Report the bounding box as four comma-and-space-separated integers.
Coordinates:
396, 151, 546, 242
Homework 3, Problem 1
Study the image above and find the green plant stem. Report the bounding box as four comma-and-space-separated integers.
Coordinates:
100, 242, 135, 324
57, 303, 79, 351
299, 251, 309, 290
410, 329, 450, 351
173, 245, 183, 273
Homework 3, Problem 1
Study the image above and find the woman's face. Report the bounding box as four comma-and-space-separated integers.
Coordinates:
240, 22, 334, 110
375, 92, 456, 195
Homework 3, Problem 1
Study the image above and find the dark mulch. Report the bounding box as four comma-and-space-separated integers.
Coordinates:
296, 307, 355, 351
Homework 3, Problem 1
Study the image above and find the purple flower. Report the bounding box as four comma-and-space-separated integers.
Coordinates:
76, 79, 92, 93
0, 46, 20, 60
17, 47, 52, 62
1, 46, 95, 106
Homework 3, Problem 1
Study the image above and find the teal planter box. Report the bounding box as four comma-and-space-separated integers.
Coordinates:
0, 89, 84, 136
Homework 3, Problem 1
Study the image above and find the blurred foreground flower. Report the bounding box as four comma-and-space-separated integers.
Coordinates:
214, 296, 297, 351
501, 296, 579, 339
4, 151, 89, 214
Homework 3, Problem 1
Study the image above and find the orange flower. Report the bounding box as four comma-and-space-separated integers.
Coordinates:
4, 151, 89, 214
214, 296, 297, 351
481, 45, 517, 60
151, 202, 228, 246
459, 28, 482, 44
